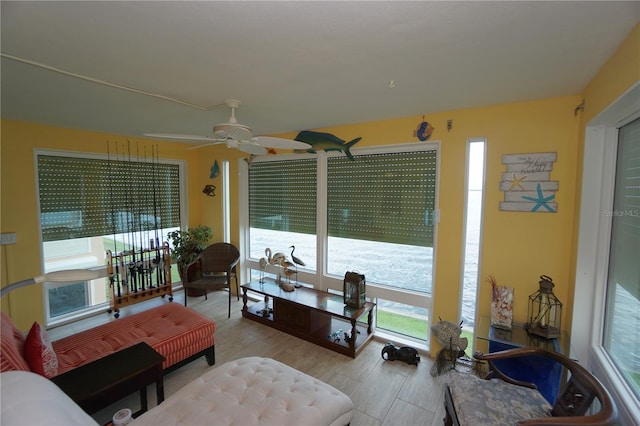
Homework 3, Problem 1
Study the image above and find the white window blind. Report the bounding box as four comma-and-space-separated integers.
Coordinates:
38, 155, 181, 242
603, 116, 640, 398
327, 150, 437, 247
606, 117, 640, 300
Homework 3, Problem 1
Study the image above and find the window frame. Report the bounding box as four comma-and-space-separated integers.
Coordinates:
34, 148, 188, 326
239, 142, 440, 341
574, 82, 640, 424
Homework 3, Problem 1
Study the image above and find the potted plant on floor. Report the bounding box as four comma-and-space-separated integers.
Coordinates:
167, 225, 213, 296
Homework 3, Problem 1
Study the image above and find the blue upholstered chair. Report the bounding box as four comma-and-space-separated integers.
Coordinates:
444, 347, 617, 426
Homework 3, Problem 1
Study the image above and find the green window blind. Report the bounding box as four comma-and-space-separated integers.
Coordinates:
327, 150, 437, 247
38, 155, 181, 242
249, 158, 317, 234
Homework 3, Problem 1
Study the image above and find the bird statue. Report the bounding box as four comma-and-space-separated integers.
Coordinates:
270, 251, 286, 266
289, 245, 306, 267
258, 257, 268, 283
289, 245, 306, 286
279, 257, 296, 291
280, 257, 295, 278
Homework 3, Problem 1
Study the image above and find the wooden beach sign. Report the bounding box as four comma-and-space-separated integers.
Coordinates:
500, 152, 558, 213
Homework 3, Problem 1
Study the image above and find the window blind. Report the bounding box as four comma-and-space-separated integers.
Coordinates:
38, 155, 181, 242
327, 150, 437, 247
608, 117, 640, 298
248, 158, 317, 234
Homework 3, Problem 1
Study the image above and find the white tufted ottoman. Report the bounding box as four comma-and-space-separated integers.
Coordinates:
134, 357, 354, 426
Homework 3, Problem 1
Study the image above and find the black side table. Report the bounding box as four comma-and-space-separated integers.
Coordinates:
52, 342, 165, 417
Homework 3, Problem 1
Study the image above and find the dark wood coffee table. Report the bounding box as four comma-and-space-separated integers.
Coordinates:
242, 279, 375, 358
51, 342, 165, 417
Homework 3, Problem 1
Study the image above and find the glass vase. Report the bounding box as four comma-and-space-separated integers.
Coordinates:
491, 286, 514, 330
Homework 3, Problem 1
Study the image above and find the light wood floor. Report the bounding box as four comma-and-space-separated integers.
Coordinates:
48, 289, 448, 426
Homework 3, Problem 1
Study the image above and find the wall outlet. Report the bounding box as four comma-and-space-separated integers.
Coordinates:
0, 232, 17, 245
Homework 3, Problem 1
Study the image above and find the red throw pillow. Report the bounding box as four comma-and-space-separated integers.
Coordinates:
24, 321, 58, 378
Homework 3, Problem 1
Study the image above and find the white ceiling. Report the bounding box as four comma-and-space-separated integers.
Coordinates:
2, 1, 639, 143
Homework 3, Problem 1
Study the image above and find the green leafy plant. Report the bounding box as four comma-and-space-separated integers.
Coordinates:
167, 225, 213, 273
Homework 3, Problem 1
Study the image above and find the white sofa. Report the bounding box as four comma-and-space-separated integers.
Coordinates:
1, 357, 354, 426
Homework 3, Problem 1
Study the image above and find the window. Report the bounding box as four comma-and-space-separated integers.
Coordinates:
461, 138, 485, 354
603, 117, 640, 397
575, 82, 640, 424
36, 149, 184, 325
248, 158, 317, 269
326, 151, 436, 292
242, 143, 438, 343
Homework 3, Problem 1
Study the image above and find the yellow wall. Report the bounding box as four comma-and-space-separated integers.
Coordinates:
284, 96, 581, 352
564, 23, 640, 339
581, 24, 640, 125
2, 25, 637, 348
0, 121, 224, 329
1, 96, 581, 341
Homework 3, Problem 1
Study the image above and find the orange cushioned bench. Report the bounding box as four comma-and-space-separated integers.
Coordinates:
1, 303, 215, 377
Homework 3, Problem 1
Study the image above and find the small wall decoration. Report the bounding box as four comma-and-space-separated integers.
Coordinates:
499, 152, 558, 212
210, 160, 220, 179
415, 116, 434, 141
202, 184, 216, 197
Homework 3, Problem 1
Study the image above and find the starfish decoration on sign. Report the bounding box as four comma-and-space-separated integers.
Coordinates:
506, 173, 527, 191
522, 183, 555, 212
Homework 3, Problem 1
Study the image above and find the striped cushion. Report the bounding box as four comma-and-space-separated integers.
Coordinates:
1, 313, 31, 372
53, 303, 215, 374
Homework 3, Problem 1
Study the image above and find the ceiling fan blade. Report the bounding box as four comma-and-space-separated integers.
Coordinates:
187, 141, 226, 150
253, 136, 311, 149
144, 133, 220, 142
146, 100, 309, 153
236, 143, 268, 156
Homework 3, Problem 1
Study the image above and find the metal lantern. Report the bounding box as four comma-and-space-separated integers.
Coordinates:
343, 272, 366, 309
526, 275, 562, 339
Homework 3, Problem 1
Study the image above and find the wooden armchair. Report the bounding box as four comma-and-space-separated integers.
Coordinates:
183, 242, 240, 318
444, 347, 617, 426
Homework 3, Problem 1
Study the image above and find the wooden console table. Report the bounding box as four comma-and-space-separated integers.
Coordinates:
241, 279, 375, 358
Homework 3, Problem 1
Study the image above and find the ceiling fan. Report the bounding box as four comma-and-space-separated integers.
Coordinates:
144, 99, 310, 155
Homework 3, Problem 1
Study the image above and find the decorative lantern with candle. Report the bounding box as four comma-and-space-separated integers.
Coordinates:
343, 271, 366, 309
526, 275, 562, 339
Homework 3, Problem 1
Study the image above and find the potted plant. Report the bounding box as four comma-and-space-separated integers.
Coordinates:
167, 225, 213, 295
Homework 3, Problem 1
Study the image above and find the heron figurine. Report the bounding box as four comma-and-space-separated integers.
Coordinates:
280, 257, 296, 282
289, 245, 306, 286
258, 257, 268, 284
289, 245, 306, 267
280, 257, 296, 287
